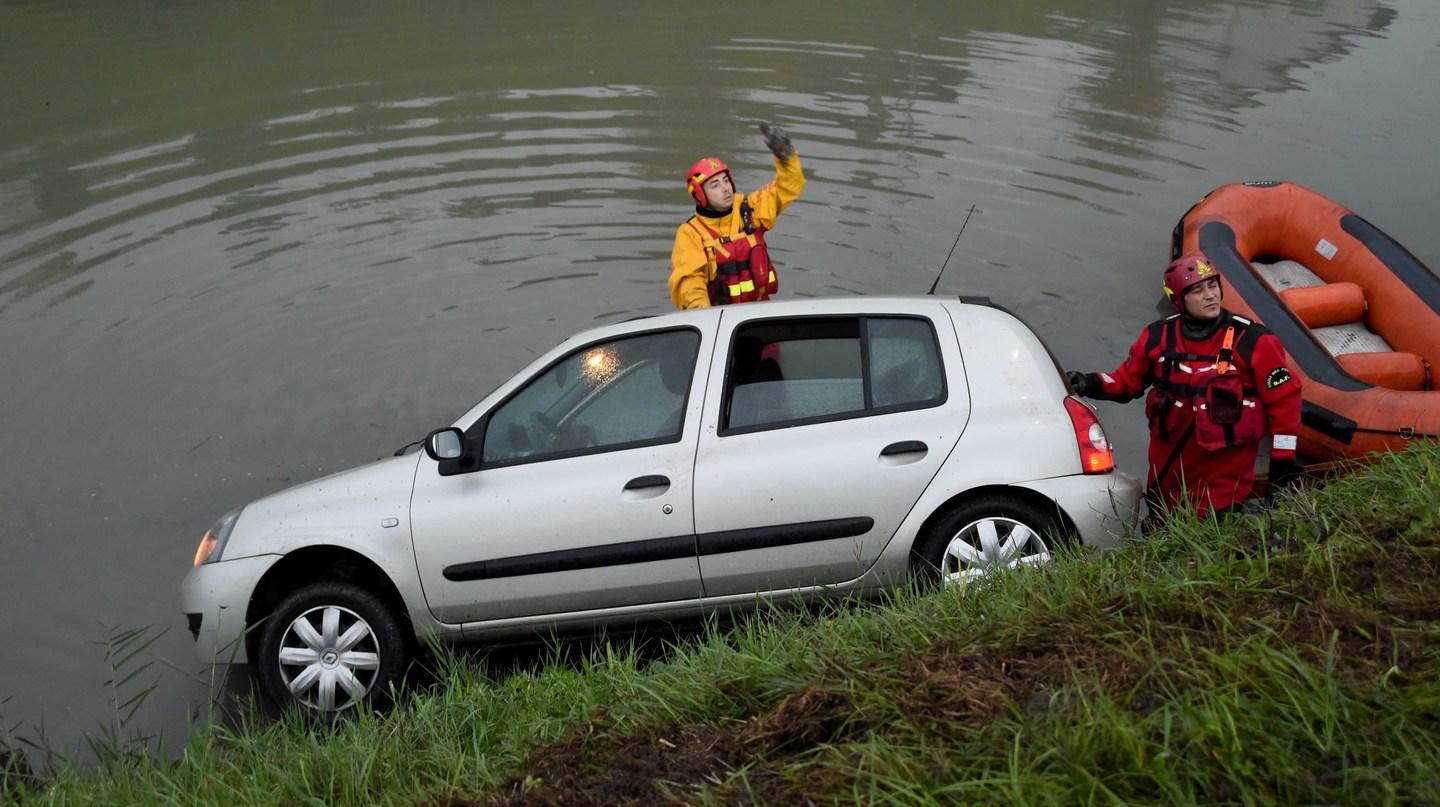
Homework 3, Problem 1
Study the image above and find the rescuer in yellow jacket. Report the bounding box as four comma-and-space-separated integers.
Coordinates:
669, 123, 806, 309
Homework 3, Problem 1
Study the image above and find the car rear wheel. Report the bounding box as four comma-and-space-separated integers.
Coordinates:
913, 495, 1069, 587
255, 581, 408, 714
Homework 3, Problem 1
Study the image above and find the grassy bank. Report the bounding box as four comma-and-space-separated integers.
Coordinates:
7, 442, 1439, 805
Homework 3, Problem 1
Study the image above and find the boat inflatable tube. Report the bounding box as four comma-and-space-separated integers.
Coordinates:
1280, 282, 1366, 328
1173, 181, 1440, 462
1337, 352, 1428, 392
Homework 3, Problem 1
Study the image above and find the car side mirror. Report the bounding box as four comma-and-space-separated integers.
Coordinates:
424, 427, 465, 461
428, 425, 486, 476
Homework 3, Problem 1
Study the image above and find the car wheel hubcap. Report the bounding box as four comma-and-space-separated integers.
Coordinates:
941, 516, 1050, 586
276, 604, 381, 712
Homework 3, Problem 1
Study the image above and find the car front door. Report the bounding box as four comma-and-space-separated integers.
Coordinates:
693, 302, 970, 597
410, 326, 707, 625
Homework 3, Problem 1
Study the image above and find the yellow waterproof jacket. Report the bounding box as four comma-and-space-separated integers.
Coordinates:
668, 153, 805, 309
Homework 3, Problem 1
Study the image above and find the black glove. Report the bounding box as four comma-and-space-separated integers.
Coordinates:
1066, 370, 1093, 397
1268, 458, 1304, 496
759, 122, 795, 160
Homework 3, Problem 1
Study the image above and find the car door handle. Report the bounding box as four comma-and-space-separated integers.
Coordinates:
624, 475, 671, 491
880, 441, 928, 457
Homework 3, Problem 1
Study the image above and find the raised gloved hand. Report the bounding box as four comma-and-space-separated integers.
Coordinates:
1066, 370, 1093, 397
1268, 458, 1305, 497
759, 122, 795, 161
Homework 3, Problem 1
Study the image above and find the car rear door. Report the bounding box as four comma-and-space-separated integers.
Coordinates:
410, 324, 710, 625
692, 300, 970, 597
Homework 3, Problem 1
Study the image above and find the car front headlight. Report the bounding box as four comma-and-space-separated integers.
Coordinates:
192, 507, 244, 567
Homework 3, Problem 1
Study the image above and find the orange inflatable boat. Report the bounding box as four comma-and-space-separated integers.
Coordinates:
1172, 181, 1440, 463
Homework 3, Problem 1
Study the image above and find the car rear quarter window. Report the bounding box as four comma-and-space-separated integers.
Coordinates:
722, 315, 945, 434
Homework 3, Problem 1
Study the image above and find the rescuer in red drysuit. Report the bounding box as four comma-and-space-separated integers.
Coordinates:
1067, 251, 1304, 521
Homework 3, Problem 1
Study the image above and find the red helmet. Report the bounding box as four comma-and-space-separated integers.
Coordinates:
686, 156, 732, 206
1163, 251, 1221, 311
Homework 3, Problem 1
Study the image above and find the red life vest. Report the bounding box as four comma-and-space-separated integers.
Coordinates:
1147, 314, 1268, 450
686, 201, 778, 305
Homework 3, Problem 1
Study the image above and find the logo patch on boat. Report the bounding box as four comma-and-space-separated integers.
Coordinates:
1266, 367, 1293, 389
1315, 238, 1338, 260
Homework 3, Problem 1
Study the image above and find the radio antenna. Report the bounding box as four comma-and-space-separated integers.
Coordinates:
927, 204, 977, 295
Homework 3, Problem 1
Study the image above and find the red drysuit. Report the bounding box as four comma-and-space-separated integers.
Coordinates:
1086, 311, 1302, 517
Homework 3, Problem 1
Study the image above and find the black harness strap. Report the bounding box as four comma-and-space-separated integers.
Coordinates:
1155, 318, 1183, 440
1137, 319, 1168, 390
1234, 319, 1266, 360
1153, 420, 1196, 493
1144, 318, 1169, 354
1153, 315, 1257, 393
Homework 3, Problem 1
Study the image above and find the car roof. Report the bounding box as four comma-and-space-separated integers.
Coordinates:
561, 294, 1004, 345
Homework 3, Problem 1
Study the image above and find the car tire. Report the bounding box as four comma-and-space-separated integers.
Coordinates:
255, 580, 408, 715
912, 495, 1070, 588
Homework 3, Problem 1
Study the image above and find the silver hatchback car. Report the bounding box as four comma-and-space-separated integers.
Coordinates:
183, 295, 1140, 713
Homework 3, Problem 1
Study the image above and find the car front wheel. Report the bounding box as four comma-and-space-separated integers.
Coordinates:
913, 495, 1069, 587
255, 581, 408, 714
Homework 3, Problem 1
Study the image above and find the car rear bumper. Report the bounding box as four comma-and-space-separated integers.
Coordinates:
180, 554, 280, 665
1019, 471, 1142, 550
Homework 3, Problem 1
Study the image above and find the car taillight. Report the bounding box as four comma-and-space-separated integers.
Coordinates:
1063, 396, 1115, 474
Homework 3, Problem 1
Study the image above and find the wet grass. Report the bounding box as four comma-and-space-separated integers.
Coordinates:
8, 442, 1440, 805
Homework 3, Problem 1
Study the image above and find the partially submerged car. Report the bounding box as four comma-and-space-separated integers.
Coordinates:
183, 296, 1141, 713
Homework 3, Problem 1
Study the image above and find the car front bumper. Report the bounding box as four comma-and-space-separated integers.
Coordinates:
180, 554, 280, 665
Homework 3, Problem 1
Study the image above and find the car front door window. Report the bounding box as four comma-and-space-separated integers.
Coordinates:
482, 329, 700, 465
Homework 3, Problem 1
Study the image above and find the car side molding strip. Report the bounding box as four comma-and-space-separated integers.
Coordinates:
443, 534, 696, 582
441, 516, 875, 582
695, 516, 874, 556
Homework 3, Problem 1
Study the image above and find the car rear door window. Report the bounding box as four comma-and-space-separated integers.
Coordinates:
482, 328, 700, 464
722, 316, 944, 433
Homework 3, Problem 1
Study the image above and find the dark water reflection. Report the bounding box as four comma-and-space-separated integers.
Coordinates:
1, 0, 1436, 756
